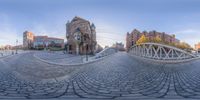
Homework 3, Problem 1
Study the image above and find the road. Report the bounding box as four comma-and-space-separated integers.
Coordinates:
0, 51, 200, 99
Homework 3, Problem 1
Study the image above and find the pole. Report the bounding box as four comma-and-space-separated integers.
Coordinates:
16, 39, 18, 54
86, 44, 88, 61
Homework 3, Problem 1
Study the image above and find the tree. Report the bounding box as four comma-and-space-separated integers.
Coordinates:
154, 36, 162, 43
175, 42, 192, 50
136, 35, 149, 45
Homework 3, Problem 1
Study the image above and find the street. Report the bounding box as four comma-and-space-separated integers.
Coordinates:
0, 52, 200, 99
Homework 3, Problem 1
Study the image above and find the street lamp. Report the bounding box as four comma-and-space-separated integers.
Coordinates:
15, 39, 18, 54
86, 44, 88, 61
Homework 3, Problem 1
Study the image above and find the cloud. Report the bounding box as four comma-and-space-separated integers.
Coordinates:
0, 30, 20, 45
95, 22, 125, 47
173, 29, 200, 48
0, 13, 125, 47
32, 21, 66, 38
96, 32, 125, 47
0, 13, 22, 46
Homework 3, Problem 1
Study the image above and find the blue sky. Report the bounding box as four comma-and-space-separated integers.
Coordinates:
0, 0, 200, 47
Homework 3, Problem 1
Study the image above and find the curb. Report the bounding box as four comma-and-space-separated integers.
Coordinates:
0, 51, 30, 59
0, 54, 19, 59
33, 53, 115, 66
129, 54, 200, 64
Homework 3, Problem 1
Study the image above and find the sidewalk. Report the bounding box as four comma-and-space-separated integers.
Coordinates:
33, 48, 118, 66
0, 50, 28, 58
34, 52, 84, 65
0, 50, 15, 58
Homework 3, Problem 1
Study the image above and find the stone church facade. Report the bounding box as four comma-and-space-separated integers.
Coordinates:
66, 16, 97, 55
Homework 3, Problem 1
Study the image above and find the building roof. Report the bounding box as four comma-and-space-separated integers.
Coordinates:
34, 36, 48, 38
24, 30, 32, 33
131, 29, 140, 34
48, 37, 64, 40
71, 16, 89, 22
91, 23, 96, 29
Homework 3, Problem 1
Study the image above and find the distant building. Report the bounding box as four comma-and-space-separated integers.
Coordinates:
104, 46, 109, 48
126, 29, 180, 50
4, 45, 12, 50
0, 45, 3, 50
112, 42, 125, 51
195, 42, 200, 53
95, 44, 103, 53
13, 45, 23, 50
0, 45, 11, 50
66, 16, 97, 54
33, 36, 64, 49
47, 37, 64, 48
33, 36, 48, 49
23, 31, 64, 50
23, 31, 34, 49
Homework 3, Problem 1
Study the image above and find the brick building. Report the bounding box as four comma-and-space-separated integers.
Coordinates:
112, 42, 125, 51
66, 16, 97, 54
126, 29, 180, 50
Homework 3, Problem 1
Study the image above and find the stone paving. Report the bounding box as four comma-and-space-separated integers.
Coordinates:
0, 50, 24, 58
0, 51, 200, 99
34, 51, 84, 64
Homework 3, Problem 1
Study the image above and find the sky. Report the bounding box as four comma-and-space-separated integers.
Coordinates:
0, 0, 200, 47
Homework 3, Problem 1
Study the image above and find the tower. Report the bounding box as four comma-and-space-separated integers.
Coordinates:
23, 31, 34, 49
66, 20, 70, 39
90, 23, 96, 41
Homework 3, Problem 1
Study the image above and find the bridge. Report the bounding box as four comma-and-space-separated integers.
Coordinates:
0, 43, 200, 99
129, 42, 199, 63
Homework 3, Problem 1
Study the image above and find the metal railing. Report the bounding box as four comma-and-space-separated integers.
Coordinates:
83, 47, 117, 62
128, 43, 198, 61
0, 50, 15, 57
95, 47, 117, 58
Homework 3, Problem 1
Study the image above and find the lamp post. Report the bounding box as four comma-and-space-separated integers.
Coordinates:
86, 44, 88, 61
15, 39, 18, 54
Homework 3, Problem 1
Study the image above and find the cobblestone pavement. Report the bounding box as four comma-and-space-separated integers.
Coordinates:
0, 50, 26, 58
0, 52, 200, 99
34, 51, 84, 64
